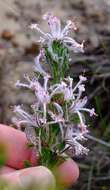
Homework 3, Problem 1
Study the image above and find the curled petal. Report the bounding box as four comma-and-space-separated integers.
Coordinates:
15, 80, 31, 89
53, 102, 64, 116
64, 37, 84, 53
30, 23, 46, 36
70, 96, 88, 111
61, 20, 77, 36
13, 106, 38, 127
34, 49, 49, 77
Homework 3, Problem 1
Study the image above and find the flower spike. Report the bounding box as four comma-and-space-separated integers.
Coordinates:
14, 13, 96, 166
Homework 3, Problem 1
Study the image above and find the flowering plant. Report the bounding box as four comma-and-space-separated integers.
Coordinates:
14, 13, 96, 168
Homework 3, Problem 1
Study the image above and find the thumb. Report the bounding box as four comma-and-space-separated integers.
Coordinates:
1, 166, 56, 190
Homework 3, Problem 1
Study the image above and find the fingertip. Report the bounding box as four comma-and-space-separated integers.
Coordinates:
0, 124, 38, 169
19, 166, 55, 189
1, 166, 56, 190
57, 159, 79, 187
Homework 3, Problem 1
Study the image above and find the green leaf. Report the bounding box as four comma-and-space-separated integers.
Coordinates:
45, 40, 70, 83
40, 147, 64, 169
0, 144, 7, 167
24, 160, 32, 168
27, 142, 34, 148
49, 123, 60, 146
56, 141, 66, 151
40, 147, 53, 167
70, 113, 80, 124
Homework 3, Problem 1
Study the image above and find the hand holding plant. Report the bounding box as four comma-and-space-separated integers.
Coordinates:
0, 124, 79, 189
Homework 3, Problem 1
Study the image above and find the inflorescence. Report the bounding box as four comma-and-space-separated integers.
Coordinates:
13, 12, 96, 165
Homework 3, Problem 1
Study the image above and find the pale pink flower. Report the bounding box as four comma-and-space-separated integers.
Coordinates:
30, 12, 84, 53
13, 105, 38, 128
50, 77, 74, 101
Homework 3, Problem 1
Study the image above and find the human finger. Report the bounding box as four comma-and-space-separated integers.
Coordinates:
0, 124, 38, 169
1, 166, 55, 190
1, 160, 79, 189
0, 166, 16, 175
57, 159, 79, 187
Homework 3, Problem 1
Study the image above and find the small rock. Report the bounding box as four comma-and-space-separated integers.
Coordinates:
1, 30, 14, 41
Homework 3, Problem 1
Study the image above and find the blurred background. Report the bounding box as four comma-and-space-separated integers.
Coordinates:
0, 0, 110, 189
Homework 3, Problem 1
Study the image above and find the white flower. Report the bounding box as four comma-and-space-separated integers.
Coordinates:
70, 97, 96, 117
34, 79, 50, 105
50, 77, 74, 101
72, 75, 87, 93
30, 12, 84, 53
16, 75, 51, 123
61, 75, 95, 131
43, 12, 62, 39
50, 75, 87, 102
16, 75, 50, 105
48, 102, 64, 124
49, 74, 95, 143
70, 93, 96, 129
64, 77, 74, 100
70, 96, 88, 111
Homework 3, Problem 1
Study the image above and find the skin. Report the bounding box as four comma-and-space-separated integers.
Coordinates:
0, 124, 79, 188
